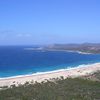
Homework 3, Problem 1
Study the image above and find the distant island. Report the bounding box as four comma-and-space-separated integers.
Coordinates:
37, 43, 100, 54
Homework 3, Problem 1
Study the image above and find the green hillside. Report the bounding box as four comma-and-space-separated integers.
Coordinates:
0, 71, 100, 100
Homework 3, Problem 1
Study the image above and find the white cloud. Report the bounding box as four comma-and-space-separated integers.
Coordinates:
0, 34, 7, 40
16, 33, 32, 37
24, 34, 31, 37
17, 34, 23, 37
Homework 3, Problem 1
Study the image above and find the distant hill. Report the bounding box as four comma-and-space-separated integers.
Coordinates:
42, 43, 100, 54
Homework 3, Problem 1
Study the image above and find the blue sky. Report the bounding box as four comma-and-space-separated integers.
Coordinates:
0, 0, 100, 45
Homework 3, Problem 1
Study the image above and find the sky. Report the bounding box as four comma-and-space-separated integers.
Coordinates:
0, 0, 100, 45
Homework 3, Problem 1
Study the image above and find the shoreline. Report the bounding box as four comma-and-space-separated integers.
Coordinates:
0, 63, 98, 80
24, 48, 94, 55
0, 63, 100, 87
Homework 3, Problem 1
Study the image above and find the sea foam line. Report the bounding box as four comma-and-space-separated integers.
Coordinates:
0, 62, 100, 80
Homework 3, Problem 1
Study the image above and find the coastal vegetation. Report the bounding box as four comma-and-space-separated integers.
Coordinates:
0, 71, 100, 100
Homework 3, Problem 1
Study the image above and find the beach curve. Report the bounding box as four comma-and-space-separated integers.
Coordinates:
0, 63, 100, 87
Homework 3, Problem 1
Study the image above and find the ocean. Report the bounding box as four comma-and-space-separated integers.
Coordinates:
0, 46, 100, 78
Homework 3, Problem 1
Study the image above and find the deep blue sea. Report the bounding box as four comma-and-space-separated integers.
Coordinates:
0, 46, 100, 78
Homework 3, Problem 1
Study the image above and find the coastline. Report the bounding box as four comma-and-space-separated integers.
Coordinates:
0, 63, 100, 87
24, 48, 94, 55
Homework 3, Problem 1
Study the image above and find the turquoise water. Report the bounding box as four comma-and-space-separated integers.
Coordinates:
0, 46, 100, 78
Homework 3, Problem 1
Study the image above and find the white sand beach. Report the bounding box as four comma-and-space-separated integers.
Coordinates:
0, 63, 100, 87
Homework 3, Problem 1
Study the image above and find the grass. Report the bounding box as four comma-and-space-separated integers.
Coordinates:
0, 73, 100, 100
